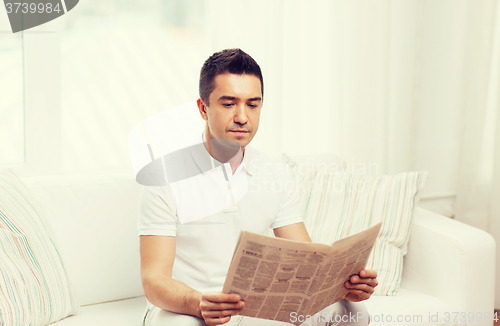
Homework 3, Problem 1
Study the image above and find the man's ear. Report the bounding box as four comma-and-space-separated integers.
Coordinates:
197, 98, 208, 121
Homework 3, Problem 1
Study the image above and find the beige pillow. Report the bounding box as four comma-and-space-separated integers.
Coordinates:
0, 168, 80, 325
283, 155, 428, 295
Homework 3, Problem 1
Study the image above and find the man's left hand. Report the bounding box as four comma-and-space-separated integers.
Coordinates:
344, 269, 378, 302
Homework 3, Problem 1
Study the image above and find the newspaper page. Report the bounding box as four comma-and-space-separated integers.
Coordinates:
222, 223, 382, 325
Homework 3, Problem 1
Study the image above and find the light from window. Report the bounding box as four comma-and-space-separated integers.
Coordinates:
0, 27, 24, 166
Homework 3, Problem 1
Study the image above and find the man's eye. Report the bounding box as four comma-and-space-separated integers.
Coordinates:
223, 103, 233, 108
248, 104, 257, 108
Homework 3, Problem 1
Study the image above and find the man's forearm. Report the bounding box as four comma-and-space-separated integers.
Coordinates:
143, 274, 203, 318
274, 222, 312, 242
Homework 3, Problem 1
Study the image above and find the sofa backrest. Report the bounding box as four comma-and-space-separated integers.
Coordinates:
21, 173, 143, 306
17, 154, 343, 306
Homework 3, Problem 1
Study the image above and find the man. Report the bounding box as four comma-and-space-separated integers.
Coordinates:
138, 48, 378, 326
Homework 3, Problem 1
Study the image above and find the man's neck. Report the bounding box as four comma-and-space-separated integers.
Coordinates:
202, 131, 244, 174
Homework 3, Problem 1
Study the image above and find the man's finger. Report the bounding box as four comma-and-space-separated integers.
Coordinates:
359, 269, 377, 278
201, 301, 244, 312
203, 292, 241, 303
202, 308, 244, 318
212, 301, 245, 310
345, 289, 372, 301
344, 281, 375, 294
205, 315, 231, 326
349, 274, 378, 287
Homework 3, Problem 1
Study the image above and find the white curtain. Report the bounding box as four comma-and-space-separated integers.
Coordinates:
453, 1, 500, 308
209, 0, 482, 195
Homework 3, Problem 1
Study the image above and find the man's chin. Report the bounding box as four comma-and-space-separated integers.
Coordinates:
236, 139, 251, 149
227, 134, 251, 146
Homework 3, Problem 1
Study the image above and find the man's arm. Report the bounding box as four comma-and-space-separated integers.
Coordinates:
273, 222, 312, 242
140, 235, 202, 317
140, 235, 245, 326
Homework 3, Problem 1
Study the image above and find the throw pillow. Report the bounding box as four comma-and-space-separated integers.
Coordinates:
0, 168, 80, 325
282, 154, 428, 295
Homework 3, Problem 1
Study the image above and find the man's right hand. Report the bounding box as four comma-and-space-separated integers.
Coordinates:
199, 292, 245, 326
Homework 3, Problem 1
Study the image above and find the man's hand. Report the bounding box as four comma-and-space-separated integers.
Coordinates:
199, 292, 245, 325
344, 269, 378, 302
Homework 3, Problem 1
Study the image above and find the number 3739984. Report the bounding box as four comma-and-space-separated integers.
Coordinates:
5, 2, 62, 14
443, 311, 498, 323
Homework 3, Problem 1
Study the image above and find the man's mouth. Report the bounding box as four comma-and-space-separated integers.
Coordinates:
230, 130, 249, 134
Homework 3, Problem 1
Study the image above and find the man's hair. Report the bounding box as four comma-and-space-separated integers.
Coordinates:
199, 48, 263, 106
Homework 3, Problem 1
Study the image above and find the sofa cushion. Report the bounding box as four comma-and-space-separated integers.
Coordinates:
282, 155, 428, 296
49, 291, 463, 326
365, 288, 465, 326
0, 168, 80, 325
50, 296, 147, 326
20, 173, 144, 306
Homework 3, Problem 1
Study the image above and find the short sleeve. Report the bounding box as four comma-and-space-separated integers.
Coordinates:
137, 184, 178, 236
270, 163, 304, 229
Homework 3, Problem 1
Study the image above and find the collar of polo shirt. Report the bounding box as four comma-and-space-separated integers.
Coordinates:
193, 131, 260, 177
240, 145, 260, 176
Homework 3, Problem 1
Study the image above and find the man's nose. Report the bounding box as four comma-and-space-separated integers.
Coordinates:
234, 104, 248, 124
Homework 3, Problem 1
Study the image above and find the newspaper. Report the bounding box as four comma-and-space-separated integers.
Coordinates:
222, 223, 382, 325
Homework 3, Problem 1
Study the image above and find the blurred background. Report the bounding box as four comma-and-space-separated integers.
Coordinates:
0, 0, 499, 308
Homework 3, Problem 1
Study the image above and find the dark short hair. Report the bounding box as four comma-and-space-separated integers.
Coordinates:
199, 48, 263, 106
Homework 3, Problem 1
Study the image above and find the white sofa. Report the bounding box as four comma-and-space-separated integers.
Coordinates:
19, 171, 496, 326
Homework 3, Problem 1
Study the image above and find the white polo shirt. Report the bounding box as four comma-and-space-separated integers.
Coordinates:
137, 141, 304, 295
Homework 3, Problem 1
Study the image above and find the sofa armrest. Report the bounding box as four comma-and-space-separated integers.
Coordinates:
401, 207, 496, 326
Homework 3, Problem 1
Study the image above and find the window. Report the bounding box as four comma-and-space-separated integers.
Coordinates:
58, 0, 209, 174
1, 0, 210, 176
0, 25, 24, 166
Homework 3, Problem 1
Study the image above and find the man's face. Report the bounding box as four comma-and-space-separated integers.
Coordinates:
197, 73, 262, 152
